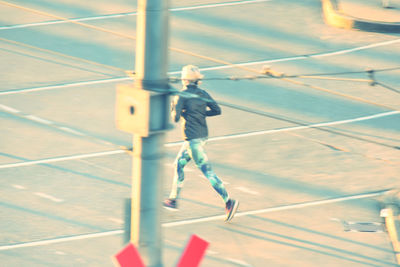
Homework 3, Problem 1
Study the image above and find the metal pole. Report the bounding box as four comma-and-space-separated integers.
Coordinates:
131, 0, 169, 266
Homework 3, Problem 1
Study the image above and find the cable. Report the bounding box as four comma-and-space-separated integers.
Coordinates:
0, 104, 122, 148
168, 66, 400, 82
0, 1, 136, 40
2, 1, 399, 156
3, 0, 398, 112
376, 82, 400, 94
0, 38, 126, 74
168, 87, 400, 151
287, 66, 400, 77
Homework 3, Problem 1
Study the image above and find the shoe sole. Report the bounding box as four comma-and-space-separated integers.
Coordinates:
225, 200, 239, 222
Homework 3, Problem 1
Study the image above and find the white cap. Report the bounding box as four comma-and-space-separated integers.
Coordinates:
181, 65, 204, 82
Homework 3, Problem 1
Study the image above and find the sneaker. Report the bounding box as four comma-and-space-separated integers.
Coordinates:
163, 198, 178, 211
225, 199, 239, 222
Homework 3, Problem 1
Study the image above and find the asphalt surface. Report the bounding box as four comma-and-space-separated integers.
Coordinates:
1, 0, 400, 266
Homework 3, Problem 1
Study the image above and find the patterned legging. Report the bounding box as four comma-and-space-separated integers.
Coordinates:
168, 138, 229, 203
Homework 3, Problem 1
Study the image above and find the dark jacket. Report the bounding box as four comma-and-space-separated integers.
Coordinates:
172, 84, 221, 140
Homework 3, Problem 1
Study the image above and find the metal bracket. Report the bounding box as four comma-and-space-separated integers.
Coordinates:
115, 84, 171, 137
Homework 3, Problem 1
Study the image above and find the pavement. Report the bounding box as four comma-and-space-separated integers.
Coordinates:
323, 0, 400, 32
339, 0, 400, 23
1, 0, 400, 267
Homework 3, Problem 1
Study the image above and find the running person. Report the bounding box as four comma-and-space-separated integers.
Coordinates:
163, 65, 239, 222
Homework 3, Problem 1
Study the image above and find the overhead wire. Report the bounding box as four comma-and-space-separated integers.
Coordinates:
1, 0, 399, 161
169, 66, 400, 83
0, 104, 120, 147
2, 0, 399, 111
375, 82, 400, 94
167, 87, 400, 151
0, 1, 137, 40
3, 33, 398, 86
0, 38, 126, 74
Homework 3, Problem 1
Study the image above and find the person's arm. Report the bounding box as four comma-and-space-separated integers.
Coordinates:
205, 93, 221, 116
171, 95, 184, 122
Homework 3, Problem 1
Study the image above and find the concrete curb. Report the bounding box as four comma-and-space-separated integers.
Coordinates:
321, 0, 400, 33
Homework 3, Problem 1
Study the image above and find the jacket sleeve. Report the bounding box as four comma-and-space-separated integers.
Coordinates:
171, 95, 184, 122
205, 92, 221, 116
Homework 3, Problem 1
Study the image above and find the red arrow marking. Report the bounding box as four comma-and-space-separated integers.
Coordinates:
114, 243, 145, 267
177, 235, 209, 267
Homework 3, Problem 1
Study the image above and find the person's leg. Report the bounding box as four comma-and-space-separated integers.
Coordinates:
188, 139, 229, 203
168, 142, 191, 200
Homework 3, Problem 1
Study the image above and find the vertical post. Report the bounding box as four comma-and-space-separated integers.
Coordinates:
131, 0, 169, 267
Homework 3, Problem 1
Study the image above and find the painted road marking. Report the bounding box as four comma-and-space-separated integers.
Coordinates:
25, 115, 53, 125
0, 189, 389, 251
0, 110, 398, 169
0, 230, 124, 251
166, 110, 400, 147
57, 126, 85, 136
1, 37, 399, 96
225, 258, 253, 267
0, 0, 273, 30
34, 192, 64, 203
0, 77, 130, 96
162, 189, 389, 228
0, 104, 20, 113
236, 186, 260, 195
12, 184, 26, 190
0, 150, 125, 169
171, 0, 272, 12
206, 111, 400, 143
1, 104, 116, 147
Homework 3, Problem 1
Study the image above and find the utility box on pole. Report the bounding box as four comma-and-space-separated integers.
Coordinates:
115, 0, 170, 266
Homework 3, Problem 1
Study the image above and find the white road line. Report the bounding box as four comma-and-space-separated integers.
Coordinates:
311, 39, 400, 58
0, 230, 123, 251
225, 258, 253, 267
170, 0, 272, 11
0, 0, 271, 30
236, 186, 260, 195
206, 249, 219, 255
198, 39, 400, 72
206, 110, 400, 143
0, 104, 20, 113
0, 77, 130, 96
2, 34, 399, 97
1, 35, 399, 97
57, 127, 85, 136
34, 192, 64, 203
0, 190, 388, 251
1, 103, 115, 146
0, 150, 125, 169
12, 184, 26, 190
0, 13, 137, 30
0, 110, 398, 169
25, 115, 53, 125
162, 190, 389, 227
